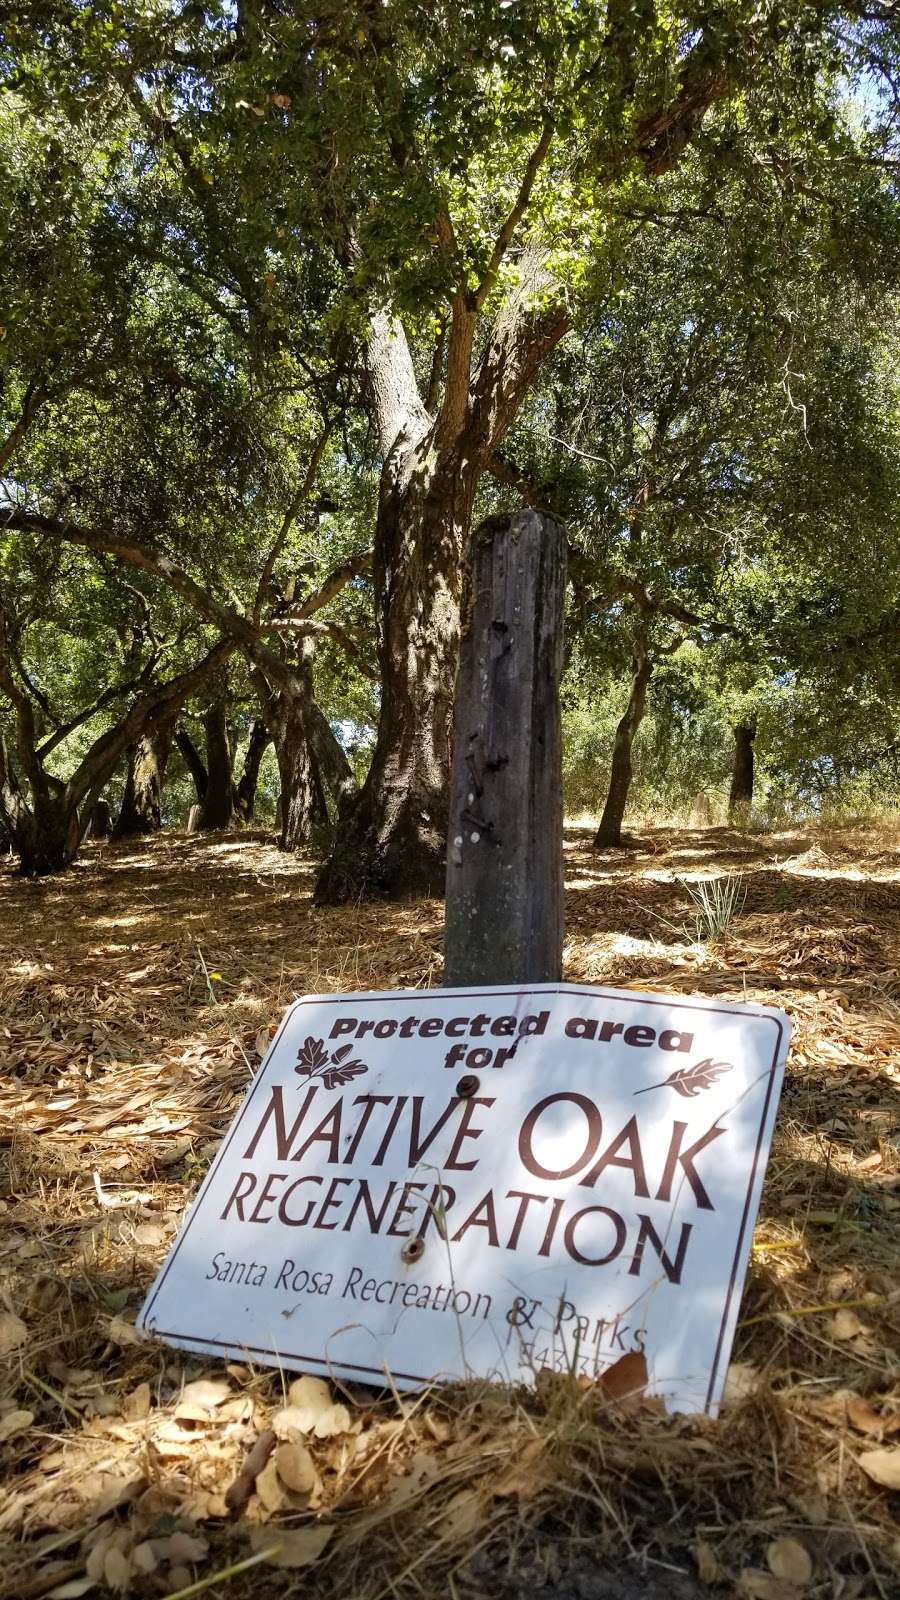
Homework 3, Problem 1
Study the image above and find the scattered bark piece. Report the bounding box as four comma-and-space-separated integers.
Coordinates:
224, 1428, 276, 1514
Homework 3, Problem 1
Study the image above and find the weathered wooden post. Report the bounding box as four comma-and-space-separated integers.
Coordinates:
444, 510, 566, 987
187, 803, 202, 834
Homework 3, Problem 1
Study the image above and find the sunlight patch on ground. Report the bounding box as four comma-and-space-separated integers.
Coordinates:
1, 826, 899, 1596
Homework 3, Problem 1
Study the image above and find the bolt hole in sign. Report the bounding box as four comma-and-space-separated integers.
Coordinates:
138, 983, 790, 1414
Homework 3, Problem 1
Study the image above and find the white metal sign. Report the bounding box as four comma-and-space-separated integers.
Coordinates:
138, 983, 790, 1414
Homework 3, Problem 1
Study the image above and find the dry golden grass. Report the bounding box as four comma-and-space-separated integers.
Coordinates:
0, 824, 898, 1600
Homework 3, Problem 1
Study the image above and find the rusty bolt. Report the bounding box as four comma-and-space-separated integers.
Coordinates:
455, 1074, 480, 1098
401, 1236, 425, 1264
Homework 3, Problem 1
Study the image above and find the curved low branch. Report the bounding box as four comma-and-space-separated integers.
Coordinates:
3, 509, 378, 690
65, 640, 234, 813
265, 616, 379, 680
37, 664, 157, 761
292, 550, 373, 618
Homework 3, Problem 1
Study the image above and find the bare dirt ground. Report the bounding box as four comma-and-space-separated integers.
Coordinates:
0, 824, 898, 1600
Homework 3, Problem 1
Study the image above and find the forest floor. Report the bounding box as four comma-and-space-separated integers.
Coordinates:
0, 823, 898, 1600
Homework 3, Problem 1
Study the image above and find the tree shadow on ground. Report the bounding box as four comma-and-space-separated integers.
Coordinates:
1, 824, 898, 1597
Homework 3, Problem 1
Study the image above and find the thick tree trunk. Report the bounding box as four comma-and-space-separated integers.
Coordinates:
593, 655, 652, 849
233, 719, 270, 823
315, 446, 474, 902
13, 795, 82, 875
306, 702, 357, 818
0, 739, 83, 873
175, 727, 208, 800
728, 716, 757, 827
316, 264, 567, 905
249, 651, 329, 850
271, 694, 328, 850
113, 718, 174, 837
89, 799, 112, 839
445, 512, 566, 986
199, 701, 234, 829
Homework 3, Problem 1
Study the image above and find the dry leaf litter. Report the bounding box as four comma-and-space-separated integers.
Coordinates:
0, 825, 898, 1600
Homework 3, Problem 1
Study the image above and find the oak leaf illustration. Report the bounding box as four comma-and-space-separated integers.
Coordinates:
294, 1035, 369, 1088
295, 1036, 329, 1076
321, 1061, 368, 1090
635, 1057, 732, 1098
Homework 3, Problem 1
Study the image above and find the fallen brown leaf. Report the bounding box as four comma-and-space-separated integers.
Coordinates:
441, 1487, 487, 1540
249, 1524, 334, 1568
599, 1349, 648, 1402
0, 1408, 34, 1443
102, 1546, 132, 1594
253, 1456, 288, 1514
739, 1569, 796, 1600
104, 1315, 143, 1348
846, 1395, 884, 1437
45, 1579, 94, 1600
123, 1382, 151, 1422
695, 1538, 727, 1584
724, 1362, 760, 1404
130, 1542, 158, 1575
767, 1536, 813, 1586
858, 1447, 900, 1490
275, 1439, 318, 1496
165, 1531, 209, 1564
0, 1311, 27, 1356
830, 1308, 865, 1341
180, 1377, 232, 1409
492, 1436, 547, 1499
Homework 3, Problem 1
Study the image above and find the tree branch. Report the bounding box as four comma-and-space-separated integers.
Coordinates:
486, 450, 559, 514
474, 120, 555, 313
253, 419, 338, 624
631, 39, 733, 177
0, 378, 47, 476
2, 506, 293, 680
175, 725, 209, 799
290, 550, 373, 618
265, 616, 379, 679
65, 641, 234, 813
36, 665, 156, 762
365, 308, 431, 457
469, 249, 571, 459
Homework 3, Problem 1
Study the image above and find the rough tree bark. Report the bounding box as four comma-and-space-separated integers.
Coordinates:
249, 647, 331, 851
113, 714, 176, 837
306, 701, 357, 818
199, 700, 235, 829
175, 726, 208, 801
593, 653, 653, 849
7, 788, 81, 875
316, 271, 568, 904
315, 436, 476, 900
444, 511, 566, 987
728, 716, 757, 828
233, 718, 270, 823
89, 799, 112, 839
271, 694, 329, 850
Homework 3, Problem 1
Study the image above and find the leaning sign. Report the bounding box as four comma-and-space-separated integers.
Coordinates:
138, 983, 790, 1415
